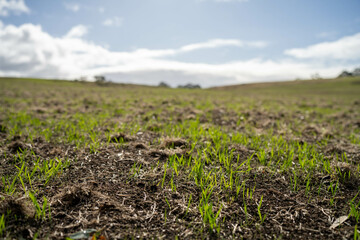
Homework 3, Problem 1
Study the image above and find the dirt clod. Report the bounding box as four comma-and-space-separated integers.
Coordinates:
148, 149, 169, 160
52, 186, 92, 208
162, 138, 188, 148
302, 125, 321, 136
7, 141, 28, 153
0, 196, 35, 219
331, 161, 359, 188
132, 142, 148, 149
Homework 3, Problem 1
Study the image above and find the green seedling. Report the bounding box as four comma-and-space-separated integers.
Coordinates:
199, 202, 222, 232
243, 200, 248, 224
349, 197, 360, 224
305, 176, 311, 196
28, 192, 50, 220
257, 195, 266, 224
0, 214, 5, 237
170, 174, 176, 192
290, 170, 298, 192
328, 181, 339, 206
354, 225, 360, 240
185, 194, 192, 216
257, 149, 267, 165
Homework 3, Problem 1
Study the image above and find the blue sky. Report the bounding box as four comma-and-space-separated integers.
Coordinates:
0, 0, 359, 87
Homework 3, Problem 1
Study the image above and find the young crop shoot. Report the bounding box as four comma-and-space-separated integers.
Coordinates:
257, 195, 266, 224
0, 214, 5, 237
28, 192, 51, 220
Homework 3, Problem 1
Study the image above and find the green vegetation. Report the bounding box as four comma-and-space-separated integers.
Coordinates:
0, 76, 359, 239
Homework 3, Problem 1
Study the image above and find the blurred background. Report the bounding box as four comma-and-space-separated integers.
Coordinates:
0, 0, 359, 87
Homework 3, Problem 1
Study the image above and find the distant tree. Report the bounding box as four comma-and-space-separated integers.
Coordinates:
177, 83, 201, 89
95, 75, 106, 83
158, 81, 170, 88
338, 71, 353, 78
94, 75, 108, 86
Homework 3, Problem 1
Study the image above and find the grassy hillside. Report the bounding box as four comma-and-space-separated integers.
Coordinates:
0, 77, 359, 239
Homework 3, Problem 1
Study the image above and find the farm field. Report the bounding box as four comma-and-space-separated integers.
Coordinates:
0, 77, 360, 239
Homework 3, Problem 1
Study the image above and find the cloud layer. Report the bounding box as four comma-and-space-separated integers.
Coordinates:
0, 21, 357, 87
0, 0, 29, 16
285, 33, 360, 60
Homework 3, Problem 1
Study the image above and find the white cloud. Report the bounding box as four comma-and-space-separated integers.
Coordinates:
180, 39, 267, 52
131, 39, 267, 59
64, 25, 88, 38
103, 17, 123, 27
99, 7, 105, 13
0, 21, 106, 78
0, 0, 29, 16
285, 33, 360, 60
0, 21, 356, 87
64, 3, 80, 12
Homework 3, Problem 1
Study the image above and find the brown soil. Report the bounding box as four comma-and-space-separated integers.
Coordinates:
0, 78, 360, 239
1, 134, 359, 239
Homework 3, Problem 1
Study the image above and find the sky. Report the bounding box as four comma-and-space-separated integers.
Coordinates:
0, 0, 359, 87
